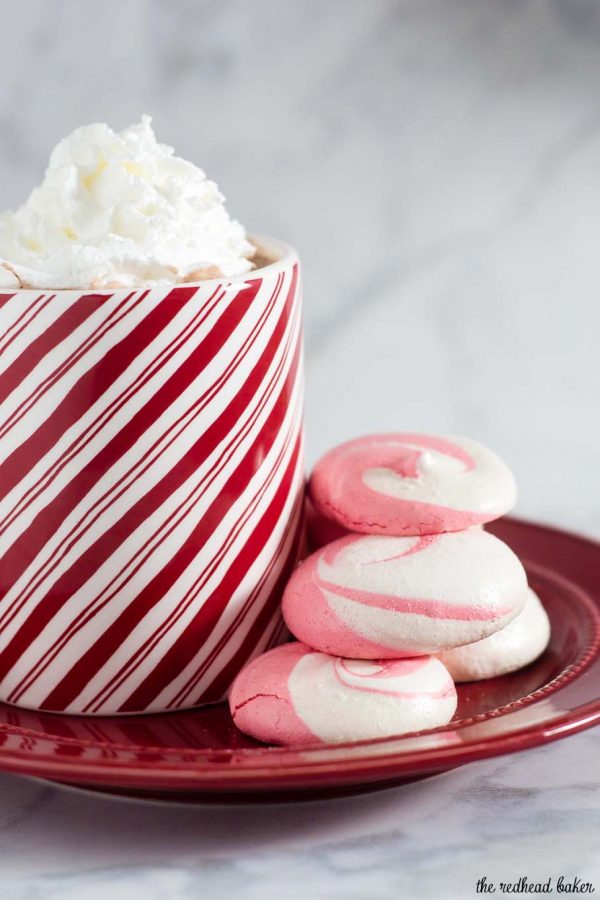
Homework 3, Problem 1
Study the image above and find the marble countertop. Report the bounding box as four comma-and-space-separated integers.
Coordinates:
0, 0, 599, 897
0, 728, 597, 899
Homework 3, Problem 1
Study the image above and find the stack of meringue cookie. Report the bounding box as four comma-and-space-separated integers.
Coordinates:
229, 434, 551, 746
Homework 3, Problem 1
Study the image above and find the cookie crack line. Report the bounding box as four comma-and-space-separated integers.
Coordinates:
313, 500, 386, 528
314, 498, 394, 531
231, 692, 282, 715
314, 497, 452, 532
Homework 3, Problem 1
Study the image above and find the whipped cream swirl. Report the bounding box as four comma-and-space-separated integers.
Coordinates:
0, 116, 255, 289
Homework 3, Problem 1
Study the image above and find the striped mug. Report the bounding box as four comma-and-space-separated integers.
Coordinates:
0, 236, 304, 714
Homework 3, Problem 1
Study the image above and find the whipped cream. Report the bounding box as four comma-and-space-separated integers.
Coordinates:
0, 116, 255, 289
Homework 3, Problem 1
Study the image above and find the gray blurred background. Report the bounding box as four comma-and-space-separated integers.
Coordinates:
1, 0, 598, 533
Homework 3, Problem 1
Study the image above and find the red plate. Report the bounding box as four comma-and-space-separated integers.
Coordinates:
0, 517, 598, 803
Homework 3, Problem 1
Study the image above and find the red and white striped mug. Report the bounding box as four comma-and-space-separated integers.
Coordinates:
0, 237, 304, 714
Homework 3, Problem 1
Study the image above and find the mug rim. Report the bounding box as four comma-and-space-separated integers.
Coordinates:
0, 233, 298, 295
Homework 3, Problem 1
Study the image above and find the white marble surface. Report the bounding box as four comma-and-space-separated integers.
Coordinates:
0, 730, 598, 899
0, 1, 599, 897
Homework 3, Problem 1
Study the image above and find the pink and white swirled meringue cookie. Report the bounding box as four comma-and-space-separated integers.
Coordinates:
229, 642, 457, 745
282, 530, 528, 659
437, 588, 550, 682
309, 433, 517, 536
305, 497, 351, 550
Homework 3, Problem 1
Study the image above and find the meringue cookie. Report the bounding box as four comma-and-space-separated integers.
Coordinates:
438, 588, 550, 681
305, 498, 351, 550
282, 530, 528, 659
309, 433, 517, 536
229, 642, 457, 745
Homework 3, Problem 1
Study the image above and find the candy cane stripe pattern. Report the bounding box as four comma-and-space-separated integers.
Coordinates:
437, 588, 550, 682
282, 530, 528, 659
229, 642, 457, 745
309, 433, 517, 536
0, 242, 305, 714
